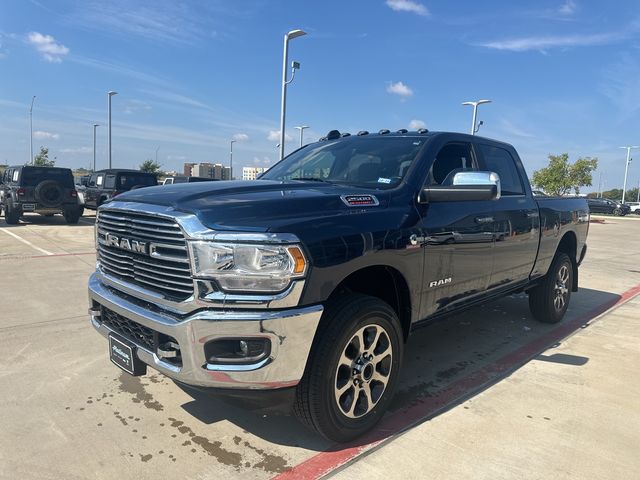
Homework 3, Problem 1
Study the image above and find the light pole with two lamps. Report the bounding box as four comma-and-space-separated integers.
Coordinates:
279, 29, 306, 160
462, 99, 491, 135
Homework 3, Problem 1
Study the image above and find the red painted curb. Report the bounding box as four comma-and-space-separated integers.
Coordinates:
274, 282, 640, 480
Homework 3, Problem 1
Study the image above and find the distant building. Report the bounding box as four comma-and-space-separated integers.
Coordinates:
190, 162, 231, 180
183, 163, 195, 177
242, 166, 268, 180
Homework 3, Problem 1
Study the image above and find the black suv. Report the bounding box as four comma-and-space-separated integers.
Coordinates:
587, 198, 630, 216
84, 169, 157, 210
0, 166, 83, 224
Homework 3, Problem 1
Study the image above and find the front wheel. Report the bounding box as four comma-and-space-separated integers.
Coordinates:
528, 252, 573, 324
294, 294, 403, 442
613, 208, 622, 216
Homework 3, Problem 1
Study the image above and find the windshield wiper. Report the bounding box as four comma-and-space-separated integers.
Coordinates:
292, 177, 332, 183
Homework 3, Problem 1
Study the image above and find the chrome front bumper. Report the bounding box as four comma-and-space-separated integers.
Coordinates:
88, 273, 323, 390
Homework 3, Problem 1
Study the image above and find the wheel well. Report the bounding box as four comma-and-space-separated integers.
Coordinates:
329, 266, 412, 342
557, 231, 578, 291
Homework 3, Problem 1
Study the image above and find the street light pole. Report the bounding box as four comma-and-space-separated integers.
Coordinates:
93, 124, 99, 172
107, 91, 118, 169
462, 99, 491, 135
620, 146, 639, 204
29, 96, 36, 164
279, 29, 306, 161
230, 140, 236, 180
155, 146, 160, 164
294, 125, 309, 148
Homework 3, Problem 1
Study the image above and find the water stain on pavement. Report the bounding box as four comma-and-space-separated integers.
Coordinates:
118, 372, 164, 411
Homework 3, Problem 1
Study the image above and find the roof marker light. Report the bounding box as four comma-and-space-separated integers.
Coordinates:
378, 129, 390, 135
357, 130, 369, 136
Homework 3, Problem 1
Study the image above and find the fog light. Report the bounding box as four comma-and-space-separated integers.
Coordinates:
204, 338, 271, 365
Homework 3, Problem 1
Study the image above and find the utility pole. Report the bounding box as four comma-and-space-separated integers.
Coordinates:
279, 29, 306, 160
29, 96, 36, 164
620, 146, 639, 204
155, 146, 160, 164
92, 124, 99, 172
107, 91, 118, 169
230, 140, 236, 180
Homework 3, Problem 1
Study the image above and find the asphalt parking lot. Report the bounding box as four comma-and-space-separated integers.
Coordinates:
1, 213, 639, 479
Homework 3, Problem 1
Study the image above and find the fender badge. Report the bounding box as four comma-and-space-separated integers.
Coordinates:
340, 195, 379, 207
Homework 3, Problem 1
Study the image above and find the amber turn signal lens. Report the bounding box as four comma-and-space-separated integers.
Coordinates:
287, 246, 306, 275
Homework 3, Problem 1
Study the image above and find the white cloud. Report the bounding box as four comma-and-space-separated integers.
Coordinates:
499, 119, 535, 138
33, 130, 60, 140
253, 156, 273, 166
232, 133, 249, 141
27, 32, 69, 63
559, 0, 578, 15
478, 31, 624, 52
123, 100, 152, 115
167, 155, 188, 161
385, 0, 429, 16
267, 130, 293, 142
409, 119, 427, 130
60, 146, 92, 155
387, 81, 414, 99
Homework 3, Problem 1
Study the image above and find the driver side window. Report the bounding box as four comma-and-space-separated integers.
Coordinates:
428, 143, 475, 185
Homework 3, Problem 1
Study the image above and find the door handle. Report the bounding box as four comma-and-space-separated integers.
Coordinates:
475, 216, 494, 224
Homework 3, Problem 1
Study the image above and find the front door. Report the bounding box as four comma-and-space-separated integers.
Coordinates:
417, 141, 495, 318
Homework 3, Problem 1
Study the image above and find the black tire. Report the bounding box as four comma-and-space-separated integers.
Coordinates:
294, 294, 403, 442
5, 203, 20, 225
528, 252, 573, 324
64, 206, 83, 224
613, 208, 622, 216
34, 180, 64, 207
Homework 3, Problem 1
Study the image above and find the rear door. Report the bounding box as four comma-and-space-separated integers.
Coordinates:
418, 139, 496, 317
476, 142, 540, 289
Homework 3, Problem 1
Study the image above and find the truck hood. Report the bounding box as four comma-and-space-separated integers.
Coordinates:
112, 180, 389, 231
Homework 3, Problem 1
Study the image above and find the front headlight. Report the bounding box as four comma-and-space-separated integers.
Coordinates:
188, 242, 307, 293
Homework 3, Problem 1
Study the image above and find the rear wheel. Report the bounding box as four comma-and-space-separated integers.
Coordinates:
64, 207, 83, 224
528, 252, 573, 324
4, 203, 20, 225
294, 294, 403, 442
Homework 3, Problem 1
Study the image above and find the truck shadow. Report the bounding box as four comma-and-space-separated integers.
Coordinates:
3, 212, 96, 226
176, 287, 619, 452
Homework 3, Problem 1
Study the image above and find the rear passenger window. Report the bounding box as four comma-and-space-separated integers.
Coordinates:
96, 175, 104, 187
105, 175, 116, 189
479, 145, 524, 196
13, 170, 19, 182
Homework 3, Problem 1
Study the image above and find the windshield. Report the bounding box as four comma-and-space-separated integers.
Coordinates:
21, 167, 74, 187
260, 136, 425, 189
118, 173, 157, 189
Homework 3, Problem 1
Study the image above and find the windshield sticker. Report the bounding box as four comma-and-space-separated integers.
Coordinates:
377, 177, 391, 184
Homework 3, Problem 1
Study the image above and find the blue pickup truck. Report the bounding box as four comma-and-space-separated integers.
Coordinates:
88, 130, 589, 441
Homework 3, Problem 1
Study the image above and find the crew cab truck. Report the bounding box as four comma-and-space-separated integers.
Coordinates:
88, 130, 588, 442
83, 169, 157, 210
1, 166, 83, 224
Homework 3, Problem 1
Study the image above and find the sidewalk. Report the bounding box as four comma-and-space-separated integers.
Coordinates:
331, 296, 640, 480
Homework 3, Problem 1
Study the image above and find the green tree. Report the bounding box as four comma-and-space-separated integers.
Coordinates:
602, 189, 623, 201
32, 146, 55, 167
139, 159, 164, 179
531, 153, 598, 196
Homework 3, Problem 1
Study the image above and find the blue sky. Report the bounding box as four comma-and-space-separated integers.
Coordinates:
1, 0, 640, 192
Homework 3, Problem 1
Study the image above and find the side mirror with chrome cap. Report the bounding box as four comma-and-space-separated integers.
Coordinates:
419, 171, 501, 203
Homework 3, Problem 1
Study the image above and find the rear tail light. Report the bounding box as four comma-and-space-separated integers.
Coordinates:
70, 190, 78, 197
17, 188, 25, 196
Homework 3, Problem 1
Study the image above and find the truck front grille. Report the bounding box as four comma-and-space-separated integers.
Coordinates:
97, 209, 193, 301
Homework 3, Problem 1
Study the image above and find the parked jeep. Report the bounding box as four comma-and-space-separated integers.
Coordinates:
0, 166, 83, 224
83, 169, 157, 210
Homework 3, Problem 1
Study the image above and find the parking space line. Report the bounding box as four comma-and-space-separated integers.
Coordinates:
274, 282, 640, 480
0, 228, 54, 255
